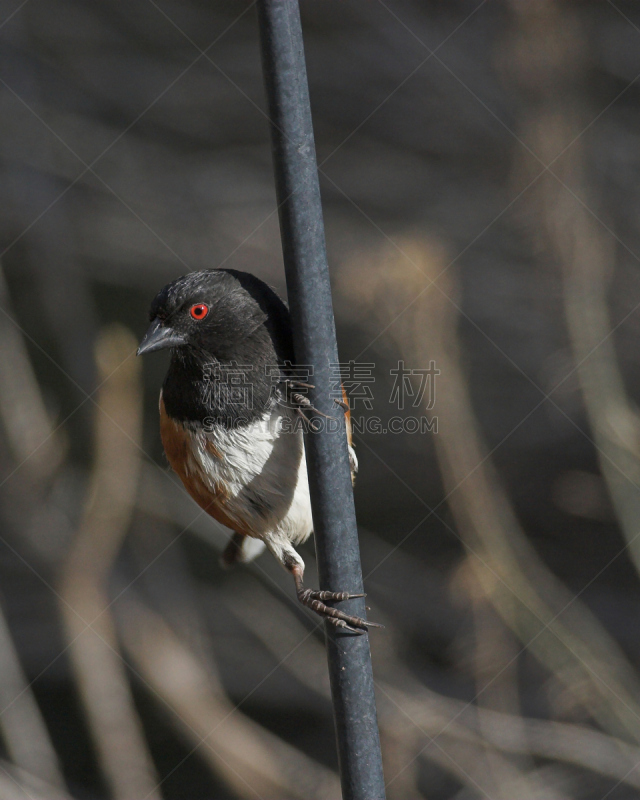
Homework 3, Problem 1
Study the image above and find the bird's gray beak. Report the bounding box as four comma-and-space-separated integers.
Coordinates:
137, 318, 187, 356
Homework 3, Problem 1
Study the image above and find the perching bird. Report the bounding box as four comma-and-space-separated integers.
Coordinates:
137, 269, 379, 633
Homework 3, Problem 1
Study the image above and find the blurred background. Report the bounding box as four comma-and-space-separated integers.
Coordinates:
0, 0, 640, 797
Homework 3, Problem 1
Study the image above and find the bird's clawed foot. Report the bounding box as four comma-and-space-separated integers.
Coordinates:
280, 379, 336, 420
300, 588, 365, 603
295, 579, 383, 635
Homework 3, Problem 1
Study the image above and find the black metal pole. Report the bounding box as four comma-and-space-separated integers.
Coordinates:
256, 3, 386, 799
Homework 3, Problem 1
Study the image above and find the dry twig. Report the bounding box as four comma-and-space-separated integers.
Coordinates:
59, 324, 160, 800
117, 590, 341, 800
337, 237, 640, 744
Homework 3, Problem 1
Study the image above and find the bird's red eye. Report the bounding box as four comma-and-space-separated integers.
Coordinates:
190, 303, 209, 320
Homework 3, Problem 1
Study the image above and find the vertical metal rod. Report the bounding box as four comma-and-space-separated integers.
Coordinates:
256, 2, 386, 799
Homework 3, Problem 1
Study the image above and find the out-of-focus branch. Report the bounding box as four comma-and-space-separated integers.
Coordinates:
0, 600, 64, 787
0, 760, 75, 800
337, 238, 640, 744
222, 580, 425, 800
382, 684, 640, 794
137, 402, 640, 793
59, 324, 160, 800
125, 486, 339, 798
227, 573, 640, 793
463, 559, 534, 799
141, 474, 640, 794
560, 203, 640, 569
504, 0, 640, 579
0, 263, 66, 480
0, 267, 70, 788
415, 241, 640, 742
225, 584, 562, 800
117, 590, 341, 800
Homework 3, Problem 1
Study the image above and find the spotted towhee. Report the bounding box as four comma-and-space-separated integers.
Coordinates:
137, 269, 379, 633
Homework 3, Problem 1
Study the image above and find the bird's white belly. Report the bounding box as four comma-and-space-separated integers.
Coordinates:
186, 406, 313, 546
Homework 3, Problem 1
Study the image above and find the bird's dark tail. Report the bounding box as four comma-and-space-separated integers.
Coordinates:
220, 532, 266, 568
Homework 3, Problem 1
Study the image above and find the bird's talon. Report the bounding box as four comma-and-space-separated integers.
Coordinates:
296, 581, 382, 632
330, 619, 364, 635
290, 381, 315, 390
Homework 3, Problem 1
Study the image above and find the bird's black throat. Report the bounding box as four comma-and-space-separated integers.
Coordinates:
162, 343, 280, 429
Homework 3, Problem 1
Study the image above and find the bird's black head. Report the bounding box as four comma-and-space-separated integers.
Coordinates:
138, 269, 293, 425
138, 269, 290, 361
